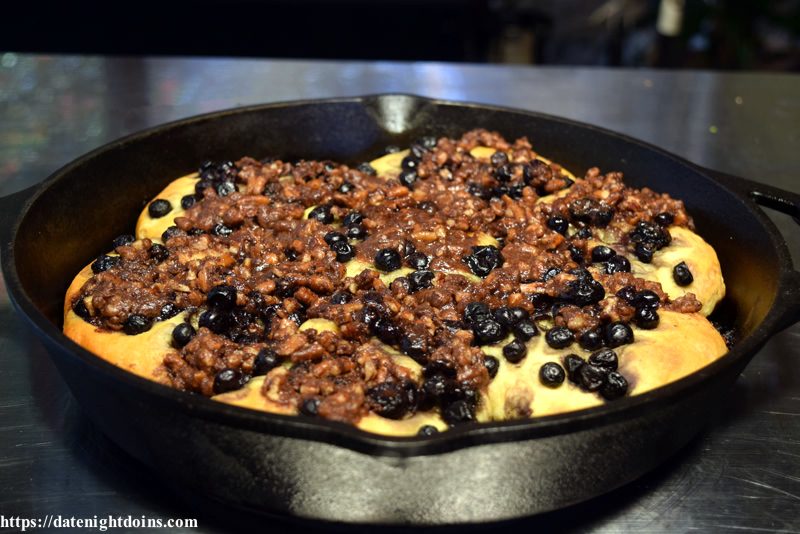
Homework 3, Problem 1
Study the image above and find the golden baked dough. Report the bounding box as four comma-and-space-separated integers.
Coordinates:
65, 134, 729, 437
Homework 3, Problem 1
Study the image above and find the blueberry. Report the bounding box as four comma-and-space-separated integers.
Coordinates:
634, 306, 660, 329
123, 314, 151, 335
573, 227, 593, 240
508, 184, 525, 199
541, 266, 562, 281
616, 286, 637, 304
400, 335, 427, 361
632, 290, 660, 309
361, 305, 383, 329
112, 234, 135, 249
591, 246, 616, 263
418, 135, 437, 149
367, 382, 412, 419
629, 220, 671, 244
342, 212, 363, 226
401, 240, 416, 257
331, 291, 351, 304
442, 399, 475, 426
188, 228, 204, 236
472, 319, 507, 345
673, 261, 694, 286
300, 398, 321, 416
149, 243, 169, 263
72, 298, 91, 320
213, 368, 247, 394
561, 271, 605, 306
503, 339, 527, 363
417, 201, 435, 213
273, 279, 296, 298
654, 212, 674, 226
195, 179, 213, 195
199, 309, 231, 334
568, 245, 584, 264
605, 322, 634, 348
198, 160, 215, 175
578, 364, 607, 392
398, 170, 417, 188
406, 252, 430, 270
539, 362, 566, 387
578, 328, 605, 351
545, 326, 574, 349
384, 145, 401, 154
161, 226, 182, 243
410, 144, 427, 159
484, 355, 500, 379
207, 285, 237, 309
490, 151, 509, 167
307, 205, 333, 224
357, 162, 377, 176
181, 194, 198, 209
211, 223, 233, 237
605, 255, 631, 274
172, 323, 196, 348
284, 248, 298, 260
601, 371, 629, 400
512, 320, 539, 341
468, 183, 492, 200
346, 224, 368, 240
418, 425, 439, 436
547, 216, 569, 235
91, 254, 120, 273
288, 311, 305, 326
332, 241, 355, 262
408, 270, 434, 292
563, 354, 585, 383
569, 199, 614, 227
591, 208, 613, 227
463, 302, 492, 324
372, 317, 401, 345
324, 231, 347, 246
634, 242, 655, 263
401, 156, 419, 171
423, 374, 451, 400
462, 245, 504, 278
337, 182, 355, 194
148, 199, 172, 218
215, 181, 237, 197
495, 164, 514, 182
588, 348, 618, 372
628, 221, 671, 261
160, 302, 180, 319
494, 307, 529, 327
374, 248, 402, 272
218, 160, 237, 180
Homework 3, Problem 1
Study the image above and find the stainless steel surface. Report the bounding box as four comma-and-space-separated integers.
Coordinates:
1, 54, 799, 532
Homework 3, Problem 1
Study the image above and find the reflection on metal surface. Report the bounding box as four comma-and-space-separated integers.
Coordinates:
0, 55, 798, 532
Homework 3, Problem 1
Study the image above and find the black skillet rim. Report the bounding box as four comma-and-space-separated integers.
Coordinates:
3, 93, 797, 457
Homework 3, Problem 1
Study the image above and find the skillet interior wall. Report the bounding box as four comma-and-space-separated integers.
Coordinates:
12, 97, 778, 338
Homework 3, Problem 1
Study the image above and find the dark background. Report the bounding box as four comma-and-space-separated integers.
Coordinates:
3, 0, 799, 70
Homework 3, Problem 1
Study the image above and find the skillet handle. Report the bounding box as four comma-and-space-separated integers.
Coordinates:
707, 169, 800, 223
702, 167, 800, 331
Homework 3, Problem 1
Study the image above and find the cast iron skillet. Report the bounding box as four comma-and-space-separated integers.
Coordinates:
1, 94, 799, 526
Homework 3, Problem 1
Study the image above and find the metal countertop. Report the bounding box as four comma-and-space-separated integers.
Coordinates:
0, 55, 798, 533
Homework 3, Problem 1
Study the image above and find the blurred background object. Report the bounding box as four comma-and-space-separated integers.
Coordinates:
1, 0, 798, 70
